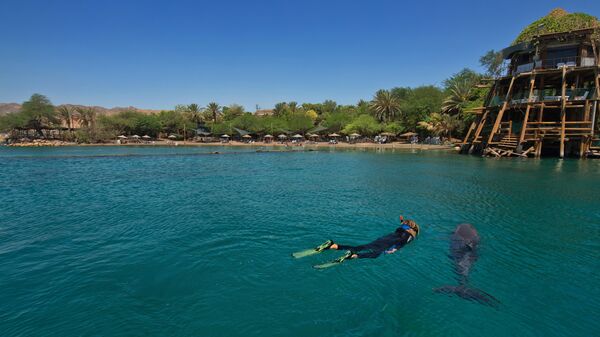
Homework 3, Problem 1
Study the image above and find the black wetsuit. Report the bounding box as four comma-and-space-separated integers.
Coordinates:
337, 227, 414, 259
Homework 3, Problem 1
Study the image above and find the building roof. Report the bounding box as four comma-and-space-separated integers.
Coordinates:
255, 109, 274, 117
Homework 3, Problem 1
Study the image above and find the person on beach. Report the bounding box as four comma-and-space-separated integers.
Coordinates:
317, 216, 420, 263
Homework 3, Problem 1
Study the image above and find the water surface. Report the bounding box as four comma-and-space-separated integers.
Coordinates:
0, 146, 598, 336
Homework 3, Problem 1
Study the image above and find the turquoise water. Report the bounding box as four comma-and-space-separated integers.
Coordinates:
1, 146, 599, 336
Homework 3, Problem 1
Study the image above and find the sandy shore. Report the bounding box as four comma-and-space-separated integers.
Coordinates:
6, 139, 455, 151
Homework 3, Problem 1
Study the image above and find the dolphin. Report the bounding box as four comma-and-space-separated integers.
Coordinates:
434, 223, 499, 307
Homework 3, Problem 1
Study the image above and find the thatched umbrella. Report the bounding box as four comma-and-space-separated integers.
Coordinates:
168, 134, 177, 139
131, 135, 140, 139
292, 134, 303, 139
400, 132, 418, 137
380, 132, 395, 137
308, 133, 319, 138
278, 134, 287, 139
118, 135, 127, 139
328, 133, 340, 137
142, 135, 151, 139
221, 134, 230, 138
242, 134, 252, 139
349, 133, 361, 138
264, 134, 274, 138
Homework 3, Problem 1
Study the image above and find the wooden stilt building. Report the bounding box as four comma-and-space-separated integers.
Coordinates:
462, 27, 600, 158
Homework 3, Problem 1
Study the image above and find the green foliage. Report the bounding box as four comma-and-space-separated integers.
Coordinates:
382, 121, 405, 135
443, 68, 482, 90
418, 113, 463, 139
286, 112, 313, 133
273, 102, 288, 117
0, 112, 26, 132
322, 100, 337, 114
400, 86, 445, 130
258, 116, 289, 134
231, 113, 258, 132
19, 94, 58, 135
442, 81, 473, 115
479, 50, 504, 78
186, 103, 203, 124
222, 104, 245, 121
205, 102, 222, 122
370, 89, 401, 122
56, 105, 75, 130
322, 111, 353, 133
8, 59, 492, 142
210, 122, 234, 135
156, 110, 190, 135
513, 8, 599, 45
342, 114, 381, 136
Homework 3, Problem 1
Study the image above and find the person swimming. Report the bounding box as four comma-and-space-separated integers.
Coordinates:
293, 216, 420, 268
325, 216, 419, 262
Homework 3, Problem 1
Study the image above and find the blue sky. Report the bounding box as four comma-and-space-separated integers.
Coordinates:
0, 0, 598, 110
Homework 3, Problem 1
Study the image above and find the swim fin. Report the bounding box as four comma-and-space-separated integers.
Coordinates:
313, 251, 352, 269
292, 240, 333, 259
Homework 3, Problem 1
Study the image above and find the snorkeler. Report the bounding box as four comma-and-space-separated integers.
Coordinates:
292, 216, 420, 268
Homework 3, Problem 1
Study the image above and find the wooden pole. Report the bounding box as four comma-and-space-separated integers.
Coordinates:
559, 66, 567, 158
469, 110, 489, 153
535, 103, 545, 157
519, 74, 537, 146
462, 120, 476, 145
487, 76, 516, 145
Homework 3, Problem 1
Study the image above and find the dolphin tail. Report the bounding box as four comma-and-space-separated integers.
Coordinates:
434, 285, 500, 308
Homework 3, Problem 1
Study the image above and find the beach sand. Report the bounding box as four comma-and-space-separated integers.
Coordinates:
6, 139, 455, 151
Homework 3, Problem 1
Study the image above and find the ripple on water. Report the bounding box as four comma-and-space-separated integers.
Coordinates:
0, 147, 599, 336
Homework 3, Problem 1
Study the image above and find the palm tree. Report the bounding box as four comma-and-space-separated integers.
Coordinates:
205, 102, 221, 123
370, 89, 401, 122
76, 107, 97, 130
288, 101, 298, 113
273, 102, 288, 116
418, 113, 462, 140
56, 105, 74, 132
187, 103, 203, 126
442, 81, 472, 115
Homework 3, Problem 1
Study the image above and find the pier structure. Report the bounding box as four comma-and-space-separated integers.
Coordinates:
462, 28, 600, 158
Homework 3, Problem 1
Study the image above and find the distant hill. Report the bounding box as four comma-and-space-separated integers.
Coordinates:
0, 103, 21, 115
0, 103, 163, 116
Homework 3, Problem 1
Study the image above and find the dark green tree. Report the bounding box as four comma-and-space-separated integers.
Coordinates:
20, 94, 58, 137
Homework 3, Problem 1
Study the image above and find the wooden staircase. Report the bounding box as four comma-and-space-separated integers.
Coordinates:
496, 135, 518, 150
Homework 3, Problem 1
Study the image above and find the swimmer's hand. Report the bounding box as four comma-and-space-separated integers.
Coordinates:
385, 248, 397, 254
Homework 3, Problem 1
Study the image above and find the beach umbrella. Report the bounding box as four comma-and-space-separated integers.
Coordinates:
168, 134, 177, 139
264, 134, 274, 138
118, 135, 127, 139
328, 133, 340, 137
131, 135, 140, 139
400, 132, 418, 137
350, 133, 361, 137
278, 134, 287, 139
292, 134, 303, 138
221, 134, 230, 138
142, 135, 151, 139
308, 133, 319, 138
242, 134, 252, 138
380, 132, 395, 136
